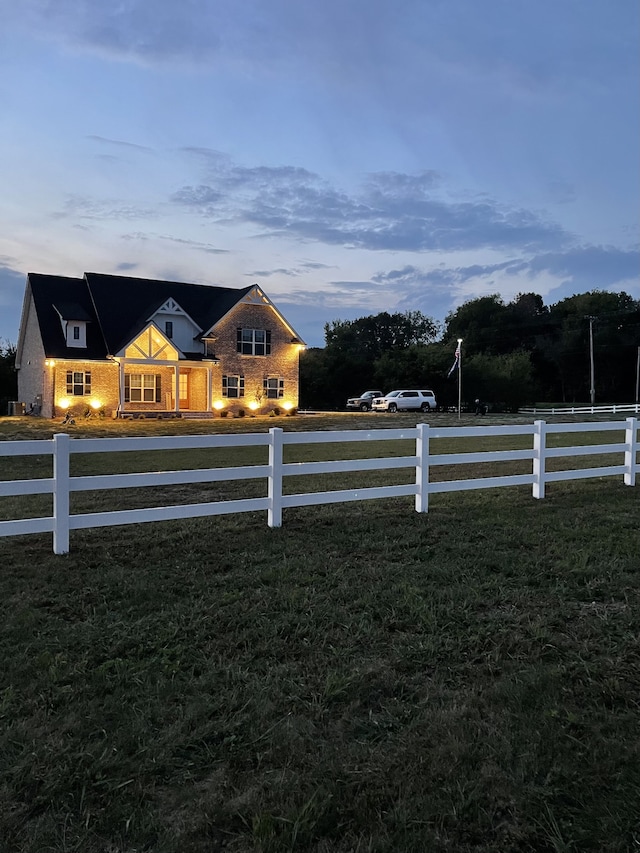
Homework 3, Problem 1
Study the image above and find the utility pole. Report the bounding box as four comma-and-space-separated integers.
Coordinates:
587, 316, 596, 406
457, 339, 463, 419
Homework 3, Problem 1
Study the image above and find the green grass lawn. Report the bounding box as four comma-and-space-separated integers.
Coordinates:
1, 414, 639, 852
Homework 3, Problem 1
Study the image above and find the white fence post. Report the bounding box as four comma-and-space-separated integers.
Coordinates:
415, 422, 430, 513
532, 420, 547, 499
53, 433, 70, 554
624, 417, 638, 486
268, 427, 283, 528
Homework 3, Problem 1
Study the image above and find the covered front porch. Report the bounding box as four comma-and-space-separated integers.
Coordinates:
114, 359, 218, 418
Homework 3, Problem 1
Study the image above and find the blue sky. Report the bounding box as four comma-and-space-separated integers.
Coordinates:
0, 0, 638, 347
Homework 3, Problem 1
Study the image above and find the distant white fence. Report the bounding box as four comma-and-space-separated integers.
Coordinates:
0, 419, 638, 554
520, 404, 640, 416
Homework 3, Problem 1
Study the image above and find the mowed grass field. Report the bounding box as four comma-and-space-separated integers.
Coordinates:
1, 413, 639, 853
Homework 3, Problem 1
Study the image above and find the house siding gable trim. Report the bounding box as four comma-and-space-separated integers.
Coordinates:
202, 284, 305, 345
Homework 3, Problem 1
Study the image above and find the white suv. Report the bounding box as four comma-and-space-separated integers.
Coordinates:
372, 389, 437, 413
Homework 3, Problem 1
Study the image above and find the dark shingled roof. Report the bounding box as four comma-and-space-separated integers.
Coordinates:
84, 273, 253, 356
27, 272, 255, 360
53, 302, 93, 322
28, 273, 106, 360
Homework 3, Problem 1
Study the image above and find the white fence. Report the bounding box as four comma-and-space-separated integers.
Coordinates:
520, 404, 640, 416
0, 419, 638, 554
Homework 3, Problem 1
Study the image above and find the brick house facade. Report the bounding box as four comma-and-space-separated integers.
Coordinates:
16, 273, 305, 419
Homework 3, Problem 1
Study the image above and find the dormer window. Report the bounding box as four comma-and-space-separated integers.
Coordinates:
66, 321, 87, 348
165, 321, 173, 339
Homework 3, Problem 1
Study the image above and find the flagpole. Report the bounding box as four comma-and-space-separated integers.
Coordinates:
457, 338, 463, 420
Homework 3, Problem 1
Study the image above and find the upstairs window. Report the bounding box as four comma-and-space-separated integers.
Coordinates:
263, 376, 284, 399
222, 375, 245, 398
66, 321, 87, 348
66, 370, 91, 396
165, 321, 173, 339
237, 328, 271, 356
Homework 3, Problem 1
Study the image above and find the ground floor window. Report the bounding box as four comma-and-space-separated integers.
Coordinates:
66, 370, 91, 396
222, 375, 245, 398
263, 376, 284, 398
125, 373, 161, 403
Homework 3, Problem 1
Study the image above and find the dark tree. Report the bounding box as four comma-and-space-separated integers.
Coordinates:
463, 351, 536, 411
0, 339, 17, 415
539, 291, 640, 402
325, 311, 439, 360
443, 295, 510, 355
303, 310, 440, 409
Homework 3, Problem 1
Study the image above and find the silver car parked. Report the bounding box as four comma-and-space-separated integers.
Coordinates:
346, 390, 383, 412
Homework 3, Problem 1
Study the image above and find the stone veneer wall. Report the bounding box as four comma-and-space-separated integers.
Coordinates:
16, 292, 47, 414
51, 361, 121, 418
212, 302, 301, 414
186, 368, 209, 412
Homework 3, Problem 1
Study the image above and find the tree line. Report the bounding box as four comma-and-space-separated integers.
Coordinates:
299, 291, 640, 411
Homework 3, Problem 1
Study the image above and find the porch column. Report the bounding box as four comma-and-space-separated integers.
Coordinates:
174, 365, 180, 413
119, 360, 125, 413
207, 366, 212, 412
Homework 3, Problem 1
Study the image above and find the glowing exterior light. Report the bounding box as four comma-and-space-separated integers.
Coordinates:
45, 359, 56, 367
58, 398, 70, 409
248, 401, 260, 411
282, 401, 294, 411
90, 399, 102, 410
213, 400, 224, 411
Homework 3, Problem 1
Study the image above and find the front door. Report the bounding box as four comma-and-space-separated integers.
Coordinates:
178, 371, 189, 410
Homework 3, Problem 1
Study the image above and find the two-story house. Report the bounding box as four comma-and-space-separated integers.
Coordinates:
16, 272, 305, 418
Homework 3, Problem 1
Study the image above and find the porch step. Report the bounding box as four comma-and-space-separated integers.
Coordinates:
118, 411, 182, 419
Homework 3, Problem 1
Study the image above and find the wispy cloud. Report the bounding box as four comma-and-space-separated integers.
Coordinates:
373, 246, 640, 317
171, 164, 570, 254
528, 246, 640, 288
54, 195, 158, 222
299, 261, 335, 271
248, 260, 337, 278
11, 0, 224, 65
247, 268, 301, 278
87, 135, 154, 152
10, 0, 636, 95
120, 231, 229, 254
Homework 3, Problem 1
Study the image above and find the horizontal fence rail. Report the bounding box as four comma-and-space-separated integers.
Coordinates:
520, 404, 640, 415
0, 419, 638, 554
